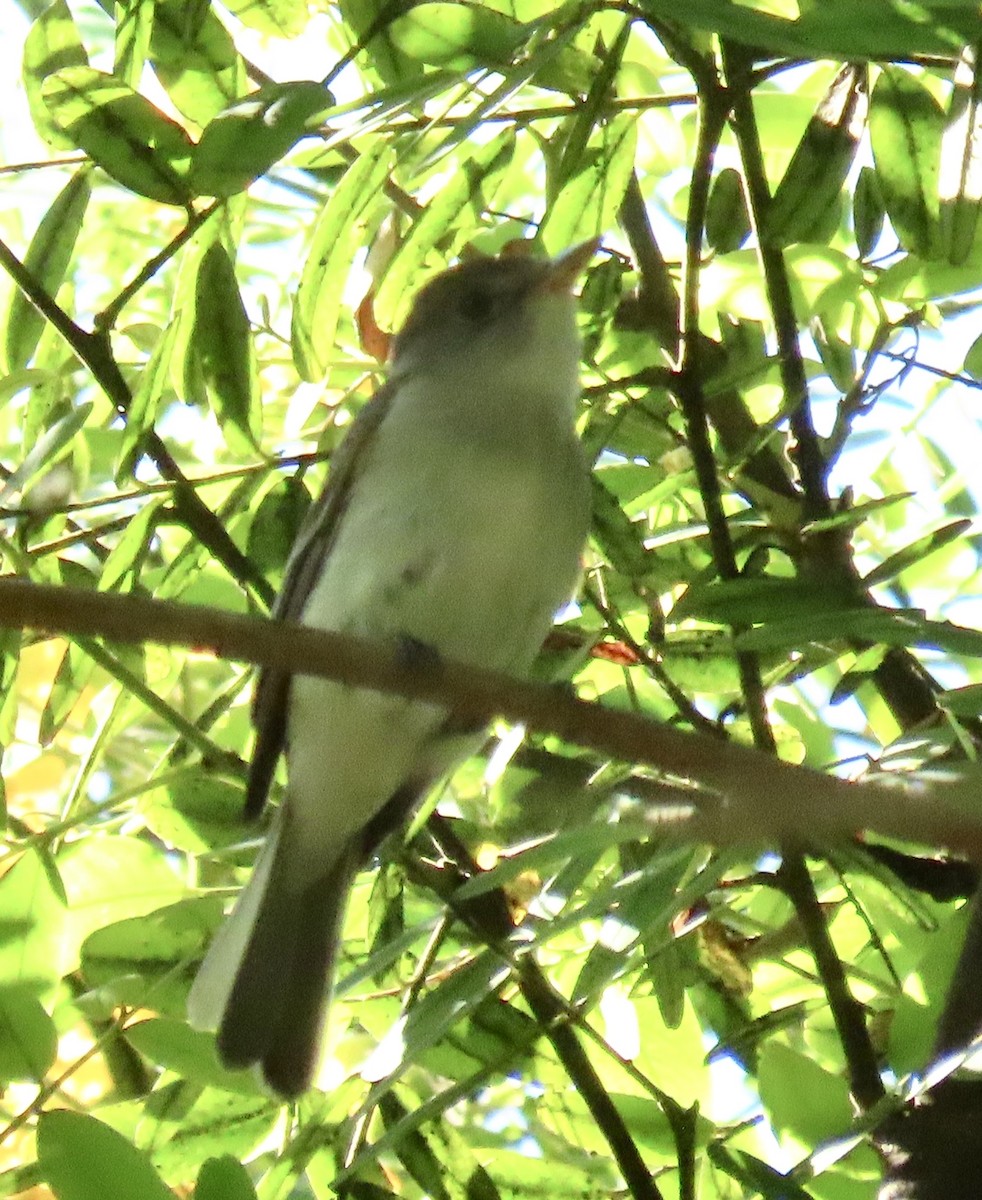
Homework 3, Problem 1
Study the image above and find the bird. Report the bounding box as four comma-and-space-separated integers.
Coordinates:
187, 239, 597, 1097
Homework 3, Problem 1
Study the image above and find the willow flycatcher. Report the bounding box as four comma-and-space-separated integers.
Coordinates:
188, 240, 597, 1096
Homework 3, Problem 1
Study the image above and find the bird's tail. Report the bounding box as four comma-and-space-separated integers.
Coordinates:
188, 809, 355, 1097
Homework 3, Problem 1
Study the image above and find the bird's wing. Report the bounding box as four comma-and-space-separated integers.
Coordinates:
245, 380, 397, 819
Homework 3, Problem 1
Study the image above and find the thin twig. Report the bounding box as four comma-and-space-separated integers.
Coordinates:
778, 852, 885, 1110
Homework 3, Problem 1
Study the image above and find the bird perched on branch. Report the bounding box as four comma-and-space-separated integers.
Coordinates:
188, 240, 597, 1097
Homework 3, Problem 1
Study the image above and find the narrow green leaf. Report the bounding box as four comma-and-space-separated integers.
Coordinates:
41, 65, 194, 206
117, 320, 180, 480
374, 130, 516, 326
192, 243, 260, 446
811, 312, 856, 392
292, 141, 392, 381
708, 1142, 814, 1199
81, 898, 217, 1016
870, 66, 944, 259
737, 607, 982, 658
190, 80, 332, 198
640, 0, 974, 59
539, 112, 636, 255
706, 166, 750, 253
939, 44, 982, 265
0, 401, 92, 506
114, 0, 153, 90
247, 477, 311, 578
379, 1093, 451, 1200
964, 328, 982, 380
853, 163, 885, 256
4, 168, 91, 373
0, 993, 58, 1083
862, 519, 972, 587
38, 1111, 175, 1200
673, 575, 859, 626
589, 475, 650, 579
99, 498, 166, 593
22, 0, 89, 150
939, 683, 982, 717
552, 18, 630, 195
765, 63, 868, 247
40, 641, 95, 746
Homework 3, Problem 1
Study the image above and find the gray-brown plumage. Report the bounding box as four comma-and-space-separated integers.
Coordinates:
188, 244, 596, 1097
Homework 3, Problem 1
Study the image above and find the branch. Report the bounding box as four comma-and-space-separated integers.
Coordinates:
0, 233, 274, 606
2, 576, 982, 856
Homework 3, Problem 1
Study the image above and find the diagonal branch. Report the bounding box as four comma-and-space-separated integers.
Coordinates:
1, 576, 981, 855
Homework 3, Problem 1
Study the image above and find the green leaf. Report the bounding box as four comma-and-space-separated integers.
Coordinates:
219, 0, 307, 38
870, 66, 944, 259
965, 328, 982, 380
540, 112, 636, 255
0, 847, 71, 996
706, 166, 750, 253
41, 65, 194, 206
640, 0, 975, 59
939, 45, 982, 265
389, 3, 525, 71
118, 321, 180, 479
759, 1041, 853, 1147
379, 1091, 452, 1200
853, 163, 885, 256
938, 682, 982, 717
190, 81, 332, 198
737, 607, 982, 657
374, 129, 516, 326
0, 400, 90, 507
247, 477, 311, 579
59, 835, 186, 941
708, 1142, 813, 1199
137, 1084, 280, 1182
126, 1019, 261, 1096
862, 519, 973, 587
194, 1156, 258, 1200
114, 0, 153, 90
140, 776, 249, 855
99, 498, 166, 592
22, 0, 89, 150
764, 63, 868, 247
38, 1111, 174, 1200
150, 0, 245, 126
0, 992, 58, 1082
588, 474, 650, 579
338, 0, 424, 86
890, 905, 968, 1074
291, 141, 392, 381
672, 575, 860, 626
81, 897, 221, 1017
192, 243, 260, 446
4, 168, 91, 373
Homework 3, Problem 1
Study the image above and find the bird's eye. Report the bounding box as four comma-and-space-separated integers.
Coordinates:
458, 288, 497, 323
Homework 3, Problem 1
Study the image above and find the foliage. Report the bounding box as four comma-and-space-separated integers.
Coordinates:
1, 1, 982, 1198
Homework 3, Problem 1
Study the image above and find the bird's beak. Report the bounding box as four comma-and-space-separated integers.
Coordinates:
539, 238, 602, 294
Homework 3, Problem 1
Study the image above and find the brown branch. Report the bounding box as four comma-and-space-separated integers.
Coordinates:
1, 576, 981, 856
